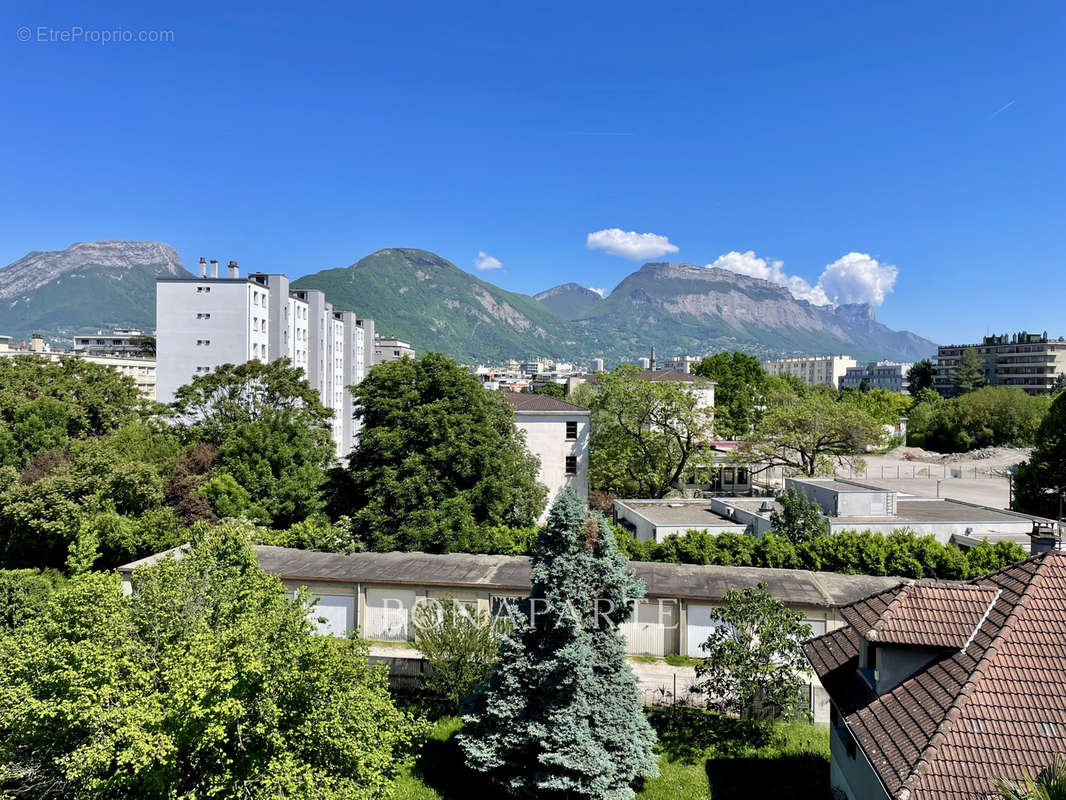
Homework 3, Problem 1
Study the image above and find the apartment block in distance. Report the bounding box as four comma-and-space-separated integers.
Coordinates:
156, 258, 375, 458
839, 360, 913, 394
762, 355, 857, 390
935, 331, 1066, 395
373, 335, 415, 364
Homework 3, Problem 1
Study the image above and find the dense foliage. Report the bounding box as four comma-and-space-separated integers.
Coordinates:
332, 353, 546, 552
692, 351, 765, 437
907, 386, 1051, 452
614, 526, 1026, 581
460, 491, 658, 799
0, 523, 424, 799
693, 584, 811, 725
413, 598, 499, 713
906, 358, 936, 395
1013, 391, 1066, 519
769, 489, 826, 544
583, 365, 714, 497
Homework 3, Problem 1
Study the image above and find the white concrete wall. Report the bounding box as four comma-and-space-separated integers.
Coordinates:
515, 411, 589, 521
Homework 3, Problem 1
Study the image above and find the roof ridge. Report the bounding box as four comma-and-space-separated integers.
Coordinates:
895, 559, 1048, 799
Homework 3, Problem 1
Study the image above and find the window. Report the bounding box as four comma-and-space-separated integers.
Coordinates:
805, 619, 827, 637
566, 420, 577, 440
565, 455, 577, 475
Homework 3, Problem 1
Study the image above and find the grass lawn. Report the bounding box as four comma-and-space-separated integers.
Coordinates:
393, 709, 829, 800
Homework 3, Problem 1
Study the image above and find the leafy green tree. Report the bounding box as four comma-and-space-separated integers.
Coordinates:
0, 522, 425, 800
840, 387, 912, 428
952, 347, 986, 395
692, 351, 766, 437
0, 569, 63, 629
770, 489, 826, 544
413, 597, 499, 713
907, 358, 936, 395
459, 490, 658, 799
736, 391, 884, 477
586, 365, 714, 497
908, 386, 1050, 452
531, 382, 565, 399
1013, 390, 1066, 519
335, 353, 546, 552
693, 583, 811, 726
993, 754, 1066, 800
1054, 373, 1066, 395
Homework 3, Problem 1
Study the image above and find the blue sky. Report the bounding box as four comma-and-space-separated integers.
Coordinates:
1, 0, 1063, 343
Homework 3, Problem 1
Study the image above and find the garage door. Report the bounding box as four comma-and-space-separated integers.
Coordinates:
364, 588, 416, 642
308, 594, 355, 638
621, 600, 678, 657
686, 602, 728, 658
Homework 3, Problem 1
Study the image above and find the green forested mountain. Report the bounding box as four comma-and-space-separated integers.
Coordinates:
533, 282, 605, 321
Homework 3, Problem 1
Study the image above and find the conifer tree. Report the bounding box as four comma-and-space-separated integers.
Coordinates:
459, 489, 658, 799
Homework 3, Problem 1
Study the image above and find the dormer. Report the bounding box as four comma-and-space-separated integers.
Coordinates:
843, 583, 1001, 695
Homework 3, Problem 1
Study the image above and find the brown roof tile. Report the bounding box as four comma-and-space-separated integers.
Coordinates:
500, 392, 589, 413
805, 551, 1066, 800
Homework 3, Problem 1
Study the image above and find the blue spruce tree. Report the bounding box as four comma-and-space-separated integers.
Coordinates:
459, 489, 658, 799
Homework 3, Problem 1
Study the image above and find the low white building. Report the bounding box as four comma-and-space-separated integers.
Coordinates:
839, 360, 913, 394
762, 355, 857, 390
373, 335, 414, 364
502, 393, 590, 521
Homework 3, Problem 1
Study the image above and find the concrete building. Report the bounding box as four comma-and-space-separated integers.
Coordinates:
934, 331, 1066, 395
839, 361, 913, 394
156, 258, 374, 458
73, 329, 150, 356
374, 335, 414, 364
614, 477, 1058, 551
503, 393, 590, 520
762, 355, 858, 390
658, 355, 699, 374
806, 551, 1066, 800
0, 335, 157, 400
590, 358, 605, 372
119, 544, 904, 722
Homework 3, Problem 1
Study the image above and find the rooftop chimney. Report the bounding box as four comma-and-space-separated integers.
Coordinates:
228, 260, 239, 279
209, 259, 219, 278
199, 257, 207, 278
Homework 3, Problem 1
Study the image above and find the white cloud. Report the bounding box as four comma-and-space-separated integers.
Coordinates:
586, 228, 679, 260
707, 249, 897, 307
588, 287, 606, 297
473, 251, 502, 271
817, 252, 897, 307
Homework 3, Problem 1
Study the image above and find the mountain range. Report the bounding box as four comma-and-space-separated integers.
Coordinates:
0, 241, 937, 362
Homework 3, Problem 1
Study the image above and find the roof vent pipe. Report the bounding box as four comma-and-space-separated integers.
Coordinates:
199, 257, 207, 278
209, 259, 219, 278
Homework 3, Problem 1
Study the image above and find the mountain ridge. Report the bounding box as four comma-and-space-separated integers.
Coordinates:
533, 282, 605, 321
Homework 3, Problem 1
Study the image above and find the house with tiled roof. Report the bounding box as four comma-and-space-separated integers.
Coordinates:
805, 550, 1066, 800
501, 392, 589, 520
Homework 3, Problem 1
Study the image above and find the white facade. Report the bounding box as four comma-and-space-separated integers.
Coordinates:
156, 261, 375, 458
839, 360, 912, 394
762, 355, 858, 389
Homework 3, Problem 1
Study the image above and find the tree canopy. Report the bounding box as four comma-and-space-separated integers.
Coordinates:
332, 353, 546, 552
952, 347, 986, 395
459, 491, 658, 799
585, 365, 714, 497
0, 522, 424, 799
692, 351, 766, 437
1013, 390, 1066, 519
907, 386, 1050, 452
906, 358, 936, 395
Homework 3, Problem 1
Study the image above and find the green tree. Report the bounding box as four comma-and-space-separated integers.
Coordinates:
693, 583, 811, 727
907, 358, 936, 395
0, 522, 425, 800
692, 351, 766, 437
993, 754, 1066, 800
1013, 390, 1066, 519
531, 382, 565, 399
335, 353, 546, 552
0, 569, 63, 630
586, 365, 714, 497
909, 386, 1050, 452
737, 391, 884, 477
952, 347, 986, 395
1054, 373, 1066, 395
459, 490, 658, 799
413, 597, 499, 713
770, 489, 826, 544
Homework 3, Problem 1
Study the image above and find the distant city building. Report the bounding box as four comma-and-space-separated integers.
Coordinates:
839, 360, 913, 394
73, 329, 149, 356
762, 355, 857, 389
156, 258, 375, 458
934, 331, 1066, 395
374, 335, 415, 364
637, 357, 650, 369
0, 334, 157, 400
659, 355, 699, 374
502, 392, 590, 521
590, 357, 605, 372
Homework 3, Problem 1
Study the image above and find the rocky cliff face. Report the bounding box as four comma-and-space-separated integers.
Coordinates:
0, 241, 189, 338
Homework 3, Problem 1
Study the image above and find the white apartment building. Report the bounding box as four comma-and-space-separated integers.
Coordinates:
839, 360, 913, 394
502, 392, 590, 522
156, 258, 375, 458
762, 355, 857, 389
0, 335, 157, 400
374, 335, 415, 364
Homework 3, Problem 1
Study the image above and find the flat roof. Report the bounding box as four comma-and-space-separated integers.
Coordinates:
721, 496, 1048, 525
615, 499, 744, 528
790, 478, 890, 493
118, 545, 903, 608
